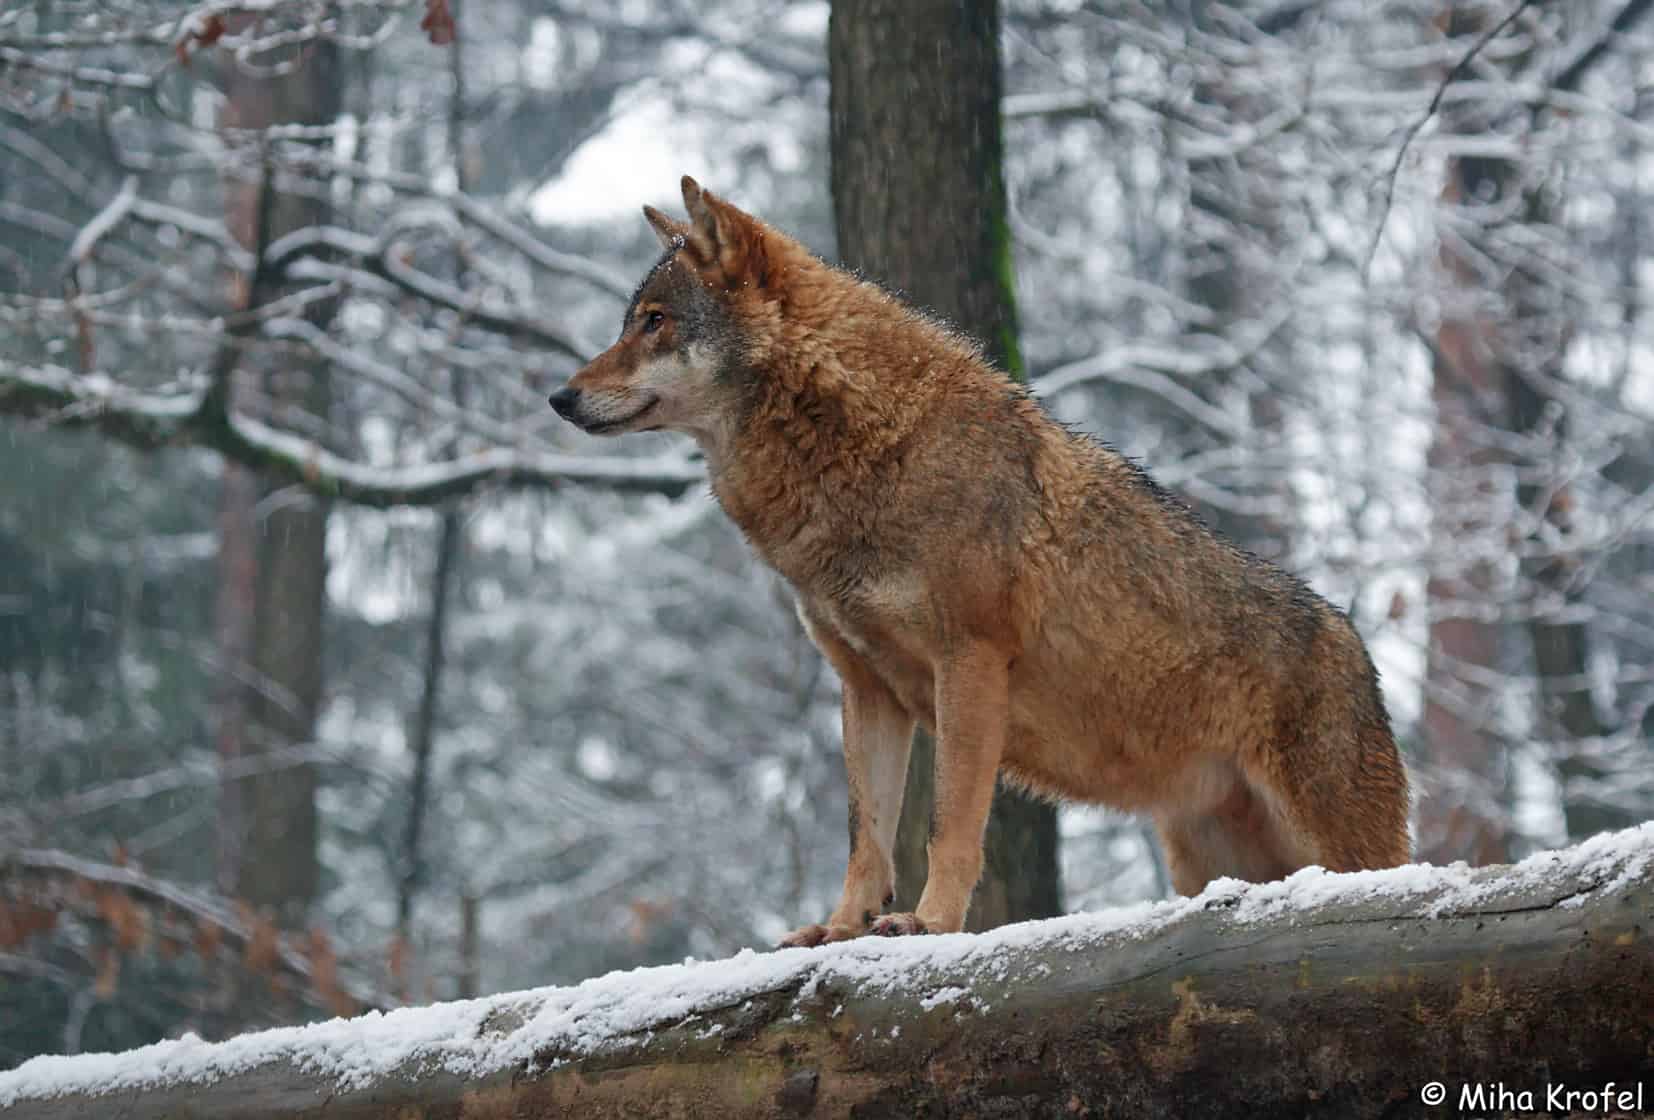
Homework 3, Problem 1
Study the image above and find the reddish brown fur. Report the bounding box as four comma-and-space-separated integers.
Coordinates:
556, 178, 1411, 944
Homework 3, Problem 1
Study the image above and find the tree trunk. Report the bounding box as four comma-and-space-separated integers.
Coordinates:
213, 463, 260, 895
827, 0, 1061, 931
6, 829, 1649, 1119
216, 36, 343, 926
1418, 8, 1518, 866
396, 510, 460, 938
1504, 262, 1627, 843
1503, 81, 1639, 846
1421, 6, 1640, 858
397, 0, 472, 944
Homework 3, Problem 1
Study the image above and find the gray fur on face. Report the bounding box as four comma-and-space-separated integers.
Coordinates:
624, 252, 747, 384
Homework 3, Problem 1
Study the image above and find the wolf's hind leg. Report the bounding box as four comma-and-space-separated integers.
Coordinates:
781, 622, 913, 949
1155, 778, 1298, 896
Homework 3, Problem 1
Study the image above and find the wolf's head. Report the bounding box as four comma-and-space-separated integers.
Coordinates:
549, 176, 769, 442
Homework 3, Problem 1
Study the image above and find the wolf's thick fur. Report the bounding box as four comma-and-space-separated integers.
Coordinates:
553, 178, 1411, 945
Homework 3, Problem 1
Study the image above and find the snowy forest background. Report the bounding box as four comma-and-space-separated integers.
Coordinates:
2, 0, 1653, 1066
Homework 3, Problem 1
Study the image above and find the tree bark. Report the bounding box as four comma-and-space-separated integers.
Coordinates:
6, 830, 1649, 1119
1504, 261, 1627, 843
1421, 5, 1644, 857
827, 0, 1061, 931
1419, 8, 1519, 867
397, 0, 472, 944
216, 35, 343, 925
1507, 50, 1649, 845
213, 463, 260, 895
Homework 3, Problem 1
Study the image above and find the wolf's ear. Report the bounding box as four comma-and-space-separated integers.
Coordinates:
679, 175, 767, 290
642, 205, 688, 251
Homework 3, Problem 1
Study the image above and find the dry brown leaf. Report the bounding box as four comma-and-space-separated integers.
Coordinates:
93, 943, 120, 1000
388, 933, 411, 1002
96, 887, 147, 953
193, 915, 223, 962
174, 13, 226, 67
0, 901, 59, 950
306, 928, 356, 1018
420, 0, 456, 45
626, 898, 671, 945
1387, 591, 1407, 621
156, 930, 186, 961
73, 306, 95, 371
243, 910, 279, 975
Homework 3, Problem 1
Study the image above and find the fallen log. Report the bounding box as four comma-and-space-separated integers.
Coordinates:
2, 825, 1650, 1119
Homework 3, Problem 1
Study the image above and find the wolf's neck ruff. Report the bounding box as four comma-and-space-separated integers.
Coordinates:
707, 264, 1007, 587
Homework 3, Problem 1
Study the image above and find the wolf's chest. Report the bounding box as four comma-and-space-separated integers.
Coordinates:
797, 572, 938, 710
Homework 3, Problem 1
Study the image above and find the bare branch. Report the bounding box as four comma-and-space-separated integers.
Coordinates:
274, 149, 635, 301
1552, 0, 1654, 93
39, 744, 348, 824
1365, 0, 1540, 278
0, 360, 703, 506
0, 45, 157, 90
64, 175, 138, 274
264, 224, 593, 359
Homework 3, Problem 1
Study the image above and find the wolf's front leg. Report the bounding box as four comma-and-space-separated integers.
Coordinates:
780, 654, 913, 949
870, 641, 1008, 937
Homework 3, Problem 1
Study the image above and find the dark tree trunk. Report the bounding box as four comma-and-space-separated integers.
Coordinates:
238, 482, 329, 923
215, 37, 343, 926
1418, 8, 1518, 867
1502, 272, 1621, 843
1422, 7, 1640, 858
396, 511, 460, 937
397, 0, 471, 944
1502, 85, 1640, 847
1422, 238, 1513, 863
213, 463, 259, 895
827, 0, 1061, 930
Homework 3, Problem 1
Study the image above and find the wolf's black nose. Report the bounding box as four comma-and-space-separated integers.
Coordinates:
548, 386, 579, 418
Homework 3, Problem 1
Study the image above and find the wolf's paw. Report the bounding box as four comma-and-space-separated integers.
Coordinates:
868, 912, 929, 937
778, 922, 860, 949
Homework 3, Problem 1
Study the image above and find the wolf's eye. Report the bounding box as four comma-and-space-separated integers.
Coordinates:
643, 310, 665, 333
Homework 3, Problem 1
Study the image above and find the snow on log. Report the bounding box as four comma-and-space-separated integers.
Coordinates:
2, 826, 1650, 1119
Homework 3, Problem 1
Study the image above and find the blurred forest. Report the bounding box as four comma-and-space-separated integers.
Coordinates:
2, 0, 1652, 1067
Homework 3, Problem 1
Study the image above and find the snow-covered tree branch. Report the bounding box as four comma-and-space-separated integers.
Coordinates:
0, 357, 701, 505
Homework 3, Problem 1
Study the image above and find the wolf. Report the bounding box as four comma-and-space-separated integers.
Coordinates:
550, 177, 1411, 946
